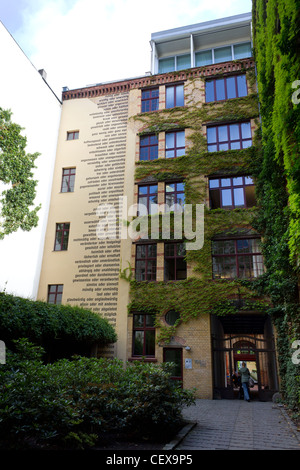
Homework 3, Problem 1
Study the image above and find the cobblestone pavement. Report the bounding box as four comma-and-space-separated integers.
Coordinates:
175, 399, 300, 450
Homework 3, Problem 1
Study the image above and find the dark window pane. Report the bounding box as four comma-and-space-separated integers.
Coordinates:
245, 185, 256, 207
145, 330, 155, 355
133, 331, 144, 355
164, 349, 182, 378
165, 310, 180, 326
210, 188, 221, 208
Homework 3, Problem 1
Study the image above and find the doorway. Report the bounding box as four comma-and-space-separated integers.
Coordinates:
163, 348, 183, 383
211, 314, 279, 401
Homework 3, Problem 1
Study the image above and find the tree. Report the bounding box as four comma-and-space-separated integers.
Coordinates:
0, 107, 40, 238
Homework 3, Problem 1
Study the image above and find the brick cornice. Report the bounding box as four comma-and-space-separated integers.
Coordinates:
62, 58, 255, 101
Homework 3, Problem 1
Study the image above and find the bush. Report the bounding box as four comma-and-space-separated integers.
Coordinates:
0, 339, 195, 449
0, 293, 117, 357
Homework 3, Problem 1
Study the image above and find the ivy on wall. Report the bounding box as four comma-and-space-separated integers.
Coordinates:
122, 68, 268, 343
252, 0, 300, 410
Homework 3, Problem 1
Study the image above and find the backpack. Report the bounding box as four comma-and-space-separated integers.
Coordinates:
249, 377, 255, 388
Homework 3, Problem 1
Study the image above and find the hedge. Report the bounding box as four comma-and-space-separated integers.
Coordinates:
0, 292, 117, 348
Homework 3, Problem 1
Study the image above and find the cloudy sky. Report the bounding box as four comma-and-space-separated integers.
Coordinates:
0, 0, 252, 98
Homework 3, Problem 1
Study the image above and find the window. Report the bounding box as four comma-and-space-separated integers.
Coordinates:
165, 310, 180, 326
205, 75, 247, 102
54, 223, 70, 251
207, 122, 252, 152
166, 84, 184, 108
135, 244, 157, 281
214, 45, 232, 63
138, 184, 158, 214
212, 238, 264, 279
67, 131, 79, 140
165, 131, 185, 158
132, 313, 155, 357
164, 242, 187, 281
140, 134, 158, 161
47, 284, 63, 304
195, 50, 213, 67
195, 42, 252, 67
209, 176, 256, 209
61, 168, 76, 193
141, 88, 159, 112
165, 182, 185, 211
158, 54, 191, 73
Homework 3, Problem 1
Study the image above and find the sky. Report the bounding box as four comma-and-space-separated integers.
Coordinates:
0, 0, 252, 98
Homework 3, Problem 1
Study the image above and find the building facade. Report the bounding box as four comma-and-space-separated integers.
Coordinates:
0, 21, 61, 299
37, 13, 279, 399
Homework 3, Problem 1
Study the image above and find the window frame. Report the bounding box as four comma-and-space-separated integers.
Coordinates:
195, 41, 252, 67
206, 121, 252, 152
132, 313, 156, 358
61, 167, 76, 193
165, 130, 185, 158
164, 241, 187, 281
165, 181, 185, 211
158, 53, 191, 73
212, 237, 264, 280
137, 183, 158, 214
141, 87, 159, 113
54, 222, 70, 251
166, 83, 184, 109
47, 284, 63, 304
135, 243, 157, 282
67, 131, 79, 140
209, 175, 255, 209
139, 134, 159, 161
205, 74, 248, 103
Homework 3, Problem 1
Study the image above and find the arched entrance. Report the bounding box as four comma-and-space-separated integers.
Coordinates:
211, 314, 279, 401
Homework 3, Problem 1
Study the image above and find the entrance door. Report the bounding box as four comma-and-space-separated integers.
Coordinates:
211, 315, 279, 401
163, 348, 183, 383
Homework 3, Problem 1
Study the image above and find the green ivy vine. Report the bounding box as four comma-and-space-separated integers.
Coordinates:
123, 67, 268, 343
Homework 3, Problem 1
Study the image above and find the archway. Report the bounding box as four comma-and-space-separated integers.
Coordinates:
211, 314, 279, 401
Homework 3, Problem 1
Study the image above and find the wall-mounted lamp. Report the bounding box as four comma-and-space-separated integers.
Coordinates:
185, 346, 191, 351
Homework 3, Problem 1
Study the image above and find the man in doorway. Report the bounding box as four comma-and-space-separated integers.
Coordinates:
239, 362, 250, 402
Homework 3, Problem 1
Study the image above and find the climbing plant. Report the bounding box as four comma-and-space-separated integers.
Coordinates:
252, 0, 300, 410
122, 65, 269, 343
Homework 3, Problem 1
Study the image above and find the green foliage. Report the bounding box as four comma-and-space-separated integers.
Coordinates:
0, 339, 195, 449
0, 108, 41, 238
252, 0, 300, 410
127, 66, 265, 343
0, 292, 117, 349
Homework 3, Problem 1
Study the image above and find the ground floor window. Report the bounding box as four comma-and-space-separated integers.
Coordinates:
132, 313, 155, 357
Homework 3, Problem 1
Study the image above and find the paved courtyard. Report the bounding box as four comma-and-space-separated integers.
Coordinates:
174, 399, 300, 450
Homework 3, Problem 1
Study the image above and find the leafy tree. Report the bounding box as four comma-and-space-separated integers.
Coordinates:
0, 107, 40, 238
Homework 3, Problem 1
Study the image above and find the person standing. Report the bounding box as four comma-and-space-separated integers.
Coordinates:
239, 362, 251, 402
